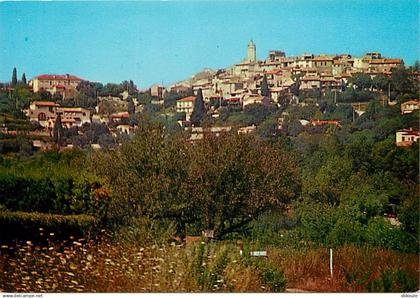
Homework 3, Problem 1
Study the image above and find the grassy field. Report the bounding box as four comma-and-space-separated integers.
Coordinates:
0, 237, 418, 293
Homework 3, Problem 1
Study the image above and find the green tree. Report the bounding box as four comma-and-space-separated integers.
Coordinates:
93, 125, 300, 239
349, 73, 372, 90
121, 80, 137, 95
391, 66, 415, 94
21, 73, 27, 85
99, 83, 124, 97
243, 103, 276, 125
76, 80, 103, 99
303, 155, 353, 205
287, 120, 304, 137
11, 67, 17, 87
413, 60, 420, 72
261, 74, 270, 97
257, 117, 278, 139
191, 88, 206, 126
163, 90, 181, 108
372, 74, 390, 92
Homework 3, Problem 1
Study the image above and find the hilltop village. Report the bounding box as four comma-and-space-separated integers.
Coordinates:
1, 42, 419, 293
0, 41, 419, 151
171, 41, 403, 118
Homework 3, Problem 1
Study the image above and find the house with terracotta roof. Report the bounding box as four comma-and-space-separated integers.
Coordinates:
47, 117, 77, 129
176, 96, 196, 121
369, 59, 403, 73
57, 107, 91, 126
150, 84, 165, 98
116, 124, 136, 136
27, 101, 60, 126
300, 75, 321, 90
29, 74, 83, 99
267, 50, 286, 62
396, 128, 420, 147
110, 112, 130, 123
320, 76, 342, 93
311, 55, 334, 72
189, 126, 232, 141
311, 119, 342, 129
237, 125, 256, 134
223, 97, 242, 108
400, 100, 420, 115
27, 101, 91, 128
243, 94, 265, 108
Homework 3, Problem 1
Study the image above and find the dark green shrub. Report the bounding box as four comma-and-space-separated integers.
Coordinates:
207, 248, 229, 290
0, 172, 109, 217
367, 269, 418, 292
260, 264, 287, 292
0, 211, 98, 243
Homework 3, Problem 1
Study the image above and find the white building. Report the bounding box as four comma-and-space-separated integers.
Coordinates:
176, 96, 196, 121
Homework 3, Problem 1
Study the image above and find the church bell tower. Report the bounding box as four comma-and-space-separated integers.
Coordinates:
247, 40, 256, 62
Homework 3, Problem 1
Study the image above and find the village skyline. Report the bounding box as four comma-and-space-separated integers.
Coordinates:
1, 0, 418, 88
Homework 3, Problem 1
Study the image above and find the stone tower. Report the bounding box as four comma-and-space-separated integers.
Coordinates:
247, 40, 256, 62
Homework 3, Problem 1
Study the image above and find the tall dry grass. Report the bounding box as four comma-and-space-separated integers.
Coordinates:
268, 245, 419, 292
0, 239, 417, 292
0, 238, 267, 292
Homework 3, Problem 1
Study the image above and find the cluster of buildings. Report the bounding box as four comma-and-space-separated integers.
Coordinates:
14, 41, 418, 149
172, 41, 404, 121
29, 74, 83, 99
25, 100, 136, 142
26, 101, 91, 129
396, 100, 420, 147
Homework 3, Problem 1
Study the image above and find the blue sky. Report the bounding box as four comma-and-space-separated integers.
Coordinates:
0, 0, 418, 88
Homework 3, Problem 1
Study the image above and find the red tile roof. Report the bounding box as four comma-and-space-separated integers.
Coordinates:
400, 100, 419, 106
35, 74, 83, 81
111, 112, 129, 119
337, 73, 352, 78
370, 59, 402, 65
59, 107, 85, 113
265, 69, 282, 75
177, 96, 196, 102
301, 76, 320, 81
32, 101, 60, 107
311, 119, 342, 128
396, 141, 414, 147
61, 118, 77, 123
312, 56, 334, 61
397, 128, 420, 136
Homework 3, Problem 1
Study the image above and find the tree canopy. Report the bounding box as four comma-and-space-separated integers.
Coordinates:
92, 124, 300, 239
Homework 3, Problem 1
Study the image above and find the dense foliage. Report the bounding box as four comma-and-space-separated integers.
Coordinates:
92, 124, 300, 239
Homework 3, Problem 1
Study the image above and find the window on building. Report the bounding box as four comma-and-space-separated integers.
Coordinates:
38, 113, 47, 121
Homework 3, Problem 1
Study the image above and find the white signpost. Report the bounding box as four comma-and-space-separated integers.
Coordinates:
329, 248, 333, 279
250, 250, 268, 257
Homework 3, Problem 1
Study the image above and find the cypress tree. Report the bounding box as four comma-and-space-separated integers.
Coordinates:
191, 88, 206, 125
261, 74, 269, 97
11, 67, 17, 87
21, 73, 27, 85
127, 98, 135, 115
53, 114, 64, 146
